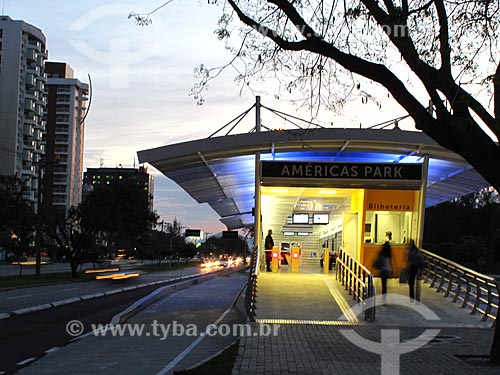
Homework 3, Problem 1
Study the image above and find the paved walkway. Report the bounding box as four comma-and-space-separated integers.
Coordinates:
232, 271, 499, 375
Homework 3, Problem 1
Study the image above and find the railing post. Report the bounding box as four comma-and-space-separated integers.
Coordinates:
471, 277, 481, 315
444, 264, 454, 297
452, 270, 462, 303
437, 260, 446, 293
483, 282, 494, 321
429, 257, 438, 288
462, 275, 472, 308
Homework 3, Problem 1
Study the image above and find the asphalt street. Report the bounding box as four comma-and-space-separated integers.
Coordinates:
7, 272, 248, 375
0, 282, 167, 374
0, 266, 202, 314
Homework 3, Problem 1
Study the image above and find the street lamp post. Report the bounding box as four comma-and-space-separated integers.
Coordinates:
35, 161, 43, 278
157, 220, 165, 266
169, 226, 185, 268
169, 233, 180, 268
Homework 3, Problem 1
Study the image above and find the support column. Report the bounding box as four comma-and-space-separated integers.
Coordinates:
417, 155, 429, 247
254, 96, 262, 274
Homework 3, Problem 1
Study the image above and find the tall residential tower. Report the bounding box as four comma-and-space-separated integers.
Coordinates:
43, 62, 88, 213
0, 16, 47, 204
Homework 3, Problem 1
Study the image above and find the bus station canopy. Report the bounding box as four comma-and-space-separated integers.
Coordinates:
137, 128, 489, 230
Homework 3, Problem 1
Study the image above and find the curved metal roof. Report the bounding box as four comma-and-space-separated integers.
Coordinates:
137, 128, 489, 230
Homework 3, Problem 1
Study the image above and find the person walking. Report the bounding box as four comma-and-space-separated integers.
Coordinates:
374, 241, 394, 303
264, 229, 274, 272
407, 239, 425, 301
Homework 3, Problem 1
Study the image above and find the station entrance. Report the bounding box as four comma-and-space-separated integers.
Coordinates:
258, 161, 425, 277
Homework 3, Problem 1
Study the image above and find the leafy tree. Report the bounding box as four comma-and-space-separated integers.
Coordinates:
84, 179, 158, 257
178, 241, 198, 263
165, 218, 185, 258
425, 189, 500, 244
42, 177, 158, 276
455, 235, 488, 271
489, 229, 500, 262
43, 205, 99, 278
0, 176, 35, 262
200, 235, 247, 258
424, 189, 500, 267
135, 229, 163, 261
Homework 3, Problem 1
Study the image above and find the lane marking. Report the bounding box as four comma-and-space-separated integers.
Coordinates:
154, 279, 246, 375
155, 307, 232, 375
45, 347, 60, 354
321, 275, 359, 323
16, 358, 36, 366
6, 294, 32, 300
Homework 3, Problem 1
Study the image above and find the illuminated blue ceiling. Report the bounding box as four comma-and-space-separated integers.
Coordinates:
138, 128, 489, 230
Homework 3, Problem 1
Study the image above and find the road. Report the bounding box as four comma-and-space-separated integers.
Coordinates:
0, 266, 203, 314
0, 282, 166, 374
0, 259, 173, 277
0, 272, 248, 375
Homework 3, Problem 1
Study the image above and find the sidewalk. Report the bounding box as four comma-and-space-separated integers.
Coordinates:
232, 273, 499, 375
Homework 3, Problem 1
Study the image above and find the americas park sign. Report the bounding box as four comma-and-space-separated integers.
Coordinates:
261, 161, 422, 182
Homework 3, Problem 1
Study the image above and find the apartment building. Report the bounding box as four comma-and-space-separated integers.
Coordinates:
43, 62, 89, 213
83, 166, 154, 210
0, 16, 47, 204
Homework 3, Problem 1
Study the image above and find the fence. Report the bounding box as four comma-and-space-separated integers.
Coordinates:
244, 246, 258, 322
421, 249, 499, 321
336, 249, 376, 321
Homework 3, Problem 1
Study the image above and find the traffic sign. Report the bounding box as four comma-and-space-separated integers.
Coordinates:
185, 229, 201, 237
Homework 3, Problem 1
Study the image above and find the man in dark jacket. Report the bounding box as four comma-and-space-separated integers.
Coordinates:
264, 229, 274, 272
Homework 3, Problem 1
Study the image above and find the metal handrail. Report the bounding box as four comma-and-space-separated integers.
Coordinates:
421, 248, 499, 321
336, 249, 376, 321
244, 246, 258, 322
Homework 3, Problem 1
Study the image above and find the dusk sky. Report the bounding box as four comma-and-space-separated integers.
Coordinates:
4, 0, 421, 234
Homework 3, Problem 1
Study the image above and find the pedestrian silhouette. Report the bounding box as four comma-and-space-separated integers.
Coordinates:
264, 229, 274, 272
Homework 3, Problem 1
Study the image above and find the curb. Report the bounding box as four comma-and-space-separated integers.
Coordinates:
1, 267, 239, 320
114, 267, 238, 324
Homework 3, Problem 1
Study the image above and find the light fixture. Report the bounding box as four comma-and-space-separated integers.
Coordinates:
319, 189, 337, 195
297, 232, 309, 236
271, 188, 289, 193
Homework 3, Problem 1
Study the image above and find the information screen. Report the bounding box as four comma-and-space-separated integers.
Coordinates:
313, 213, 329, 224
292, 213, 309, 224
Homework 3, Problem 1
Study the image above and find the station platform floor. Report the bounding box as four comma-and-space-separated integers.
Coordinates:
232, 267, 499, 375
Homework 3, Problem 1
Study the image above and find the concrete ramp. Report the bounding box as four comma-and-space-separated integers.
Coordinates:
254, 273, 358, 324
